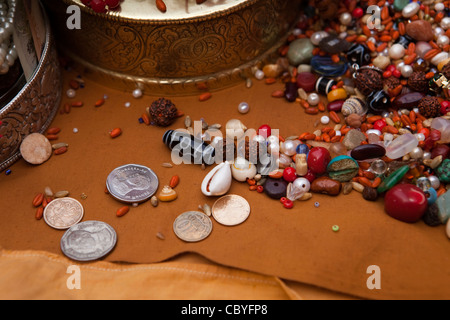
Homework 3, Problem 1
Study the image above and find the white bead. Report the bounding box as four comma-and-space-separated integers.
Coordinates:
73, 128, 79, 133
320, 116, 330, 125
409, 146, 423, 159
254, 69, 264, 80
307, 93, 320, 106
339, 12, 352, 26
434, 27, 444, 37
66, 89, 76, 98
310, 31, 328, 46
366, 129, 381, 136
435, 3, 445, 11
401, 64, 413, 78
437, 35, 450, 47
132, 88, 142, 98
428, 175, 441, 189
402, 2, 420, 18
431, 52, 449, 66
389, 44, 405, 60
441, 17, 450, 30
293, 177, 310, 193
292, 28, 302, 36
124, 102, 131, 108
238, 102, 250, 114
415, 133, 425, 141
423, 151, 432, 160
335, 130, 341, 136
281, 140, 300, 156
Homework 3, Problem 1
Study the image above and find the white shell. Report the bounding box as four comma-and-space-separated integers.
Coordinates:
201, 162, 232, 196
231, 157, 257, 182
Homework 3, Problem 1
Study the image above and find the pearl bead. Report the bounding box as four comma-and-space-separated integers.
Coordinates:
132, 88, 143, 98
441, 17, 450, 30
435, 3, 445, 11
238, 102, 250, 114
293, 177, 310, 193
124, 102, 131, 108
310, 31, 328, 46
307, 93, 320, 106
339, 12, 352, 26
434, 27, 444, 37
409, 146, 423, 159
252, 134, 266, 144
428, 175, 441, 190
320, 116, 330, 125
401, 64, 413, 78
281, 140, 300, 156
254, 69, 264, 80
415, 133, 425, 141
389, 44, 405, 60
66, 89, 76, 98
423, 151, 431, 160
402, 2, 420, 18
73, 128, 79, 133
267, 135, 279, 145
437, 35, 450, 47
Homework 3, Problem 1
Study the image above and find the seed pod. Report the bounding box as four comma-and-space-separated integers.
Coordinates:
156, 232, 165, 240
54, 146, 68, 155
52, 142, 68, 150
161, 162, 173, 168
35, 207, 44, 220
150, 196, 158, 207
32, 193, 44, 207
46, 134, 59, 141
156, 0, 167, 13
47, 127, 61, 135
110, 128, 122, 138
95, 98, 105, 107
54, 190, 69, 198
44, 186, 53, 197
116, 206, 130, 217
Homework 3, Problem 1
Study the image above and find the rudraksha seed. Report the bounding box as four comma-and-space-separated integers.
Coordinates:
354, 68, 383, 96
407, 71, 429, 93
383, 76, 400, 92
418, 96, 441, 118
441, 61, 450, 80
148, 98, 178, 127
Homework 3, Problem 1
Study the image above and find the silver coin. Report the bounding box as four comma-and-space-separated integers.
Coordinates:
173, 211, 212, 242
106, 164, 159, 203
60, 220, 117, 262
212, 194, 250, 226
43, 197, 84, 230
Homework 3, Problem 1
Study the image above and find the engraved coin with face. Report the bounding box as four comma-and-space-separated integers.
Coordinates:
173, 211, 212, 242
60, 221, 117, 262
106, 164, 159, 203
43, 197, 84, 230
212, 194, 251, 226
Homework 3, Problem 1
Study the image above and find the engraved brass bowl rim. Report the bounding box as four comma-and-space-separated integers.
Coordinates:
0, 3, 62, 171
69, 0, 260, 25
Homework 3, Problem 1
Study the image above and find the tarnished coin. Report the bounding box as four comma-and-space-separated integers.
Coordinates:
106, 164, 159, 203
212, 194, 250, 226
43, 197, 84, 230
173, 211, 212, 242
20, 133, 52, 165
60, 220, 117, 262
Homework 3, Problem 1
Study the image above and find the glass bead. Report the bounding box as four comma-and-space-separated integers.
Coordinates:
314, 202, 320, 208
370, 159, 387, 176
416, 176, 431, 192
310, 55, 348, 77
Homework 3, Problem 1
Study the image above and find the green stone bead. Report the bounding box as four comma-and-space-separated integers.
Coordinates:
435, 159, 450, 184
393, 0, 410, 11
287, 38, 314, 66
377, 165, 410, 193
435, 189, 450, 224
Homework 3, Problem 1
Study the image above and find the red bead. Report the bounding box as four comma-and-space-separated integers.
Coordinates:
382, 70, 392, 78
352, 7, 364, 19
306, 147, 331, 175
440, 101, 450, 115
384, 184, 427, 223
283, 199, 294, 209
373, 119, 387, 131
418, 127, 430, 139
304, 169, 316, 184
392, 69, 402, 78
105, 0, 120, 8
80, 0, 90, 5
283, 167, 297, 182
258, 124, 271, 138
296, 72, 316, 92
90, 0, 106, 12
387, 65, 396, 73
256, 185, 264, 193
280, 197, 287, 204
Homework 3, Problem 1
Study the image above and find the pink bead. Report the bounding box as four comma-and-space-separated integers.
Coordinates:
441, 101, 450, 115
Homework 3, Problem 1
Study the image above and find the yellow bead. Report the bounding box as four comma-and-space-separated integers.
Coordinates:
438, 58, 450, 72
327, 88, 347, 102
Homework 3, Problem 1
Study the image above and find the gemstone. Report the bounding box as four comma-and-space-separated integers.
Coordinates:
406, 20, 434, 42
307, 147, 331, 175
384, 184, 428, 223
287, 38, 314, 66
435, 159, 450, 183
342, 129, 366, 150
385, 133, 419, 160
393, 92, 426, 110
377, 165, 410, 193
326, 155, 359, 182
393, 0, 409, 11
350, 144, 386, 161
435, 189, 450, 223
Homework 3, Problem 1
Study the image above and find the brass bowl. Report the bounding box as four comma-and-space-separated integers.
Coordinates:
0, 2, 62, 171
43, 0, 303, 95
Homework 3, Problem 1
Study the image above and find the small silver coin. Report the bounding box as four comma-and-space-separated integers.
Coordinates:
61, 220, 117, 262
43, 197, 84, 230
173, 211, 212, 242
106, 164, 159, 203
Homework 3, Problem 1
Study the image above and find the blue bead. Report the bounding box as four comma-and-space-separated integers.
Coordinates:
138, 118, 144, 123
5, 169, 11, 175
310, 55, 348, 77
425, 187, 438, 205
296, 144, 309, 155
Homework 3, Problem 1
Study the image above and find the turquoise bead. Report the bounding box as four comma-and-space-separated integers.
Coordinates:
425, 188, 438, 205
377, 165, 409, 193
435, 159, 450, 184
436, 189, 450, 224
327, 155, 359, 182
394, 0, 410, 11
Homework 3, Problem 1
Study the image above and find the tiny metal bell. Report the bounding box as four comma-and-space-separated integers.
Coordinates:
367, 90, 391, 114
346, 43, 371, 67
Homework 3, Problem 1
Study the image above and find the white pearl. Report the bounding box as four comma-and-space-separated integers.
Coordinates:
254, 69, 264, 80
132, 88, 142, 98
293, 177, 310, 193
307, 93, 320, 106
389, 44, 405, 60
434, 27, 444, 37
124, 102, 131, 108
401, 64, 413, 78
310, 31, 328, 46
281, 140, 300, 156
366, 129, 381, 136
73, 128, 79, 133
320, 116, 330, 125
292, 28, 302, 36
423, 151, 431, 160
339, 12, 352, 26
252, 134, 266, 144
437, 35, 450, 47
238, 102, 250, 114
431, 52, 449, 66
415, 133, 425, 141
402, 2, 420, 18
409, 146, 423, 159
435, 3, 445, 11
428, 175, 441, 190
66, 89, 76, 98
441, 17, 450, 30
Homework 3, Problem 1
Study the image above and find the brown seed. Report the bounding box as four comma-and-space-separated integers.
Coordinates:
52, 142, 68, 150
32, 193, 44, 207
35, 207, 44, 220
116, 206, 130, 217
46, 134, 59, 141
54, 146, 68, 155
54, 190, 69, 198
71, 101, 84, 107
110, 128, 122, 138
150, 196, 158, 207
47, 127, 61, 135
305, 107, 319, 115
156, 0, 167, 12
169, 175, 180, 188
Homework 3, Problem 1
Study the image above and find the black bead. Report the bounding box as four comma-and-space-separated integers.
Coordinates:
346, 43, 371, 67
367, 90, 391, 114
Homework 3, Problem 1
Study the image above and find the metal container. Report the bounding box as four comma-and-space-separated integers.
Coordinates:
43, 0, 302, 95
0, 1, 62, 171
